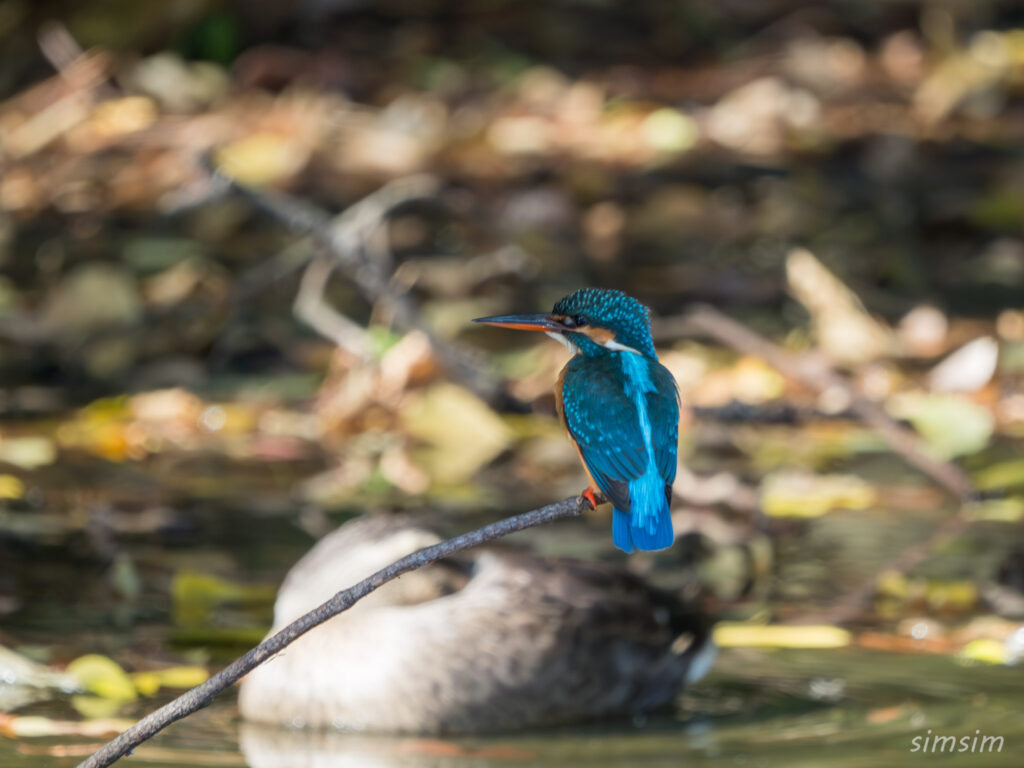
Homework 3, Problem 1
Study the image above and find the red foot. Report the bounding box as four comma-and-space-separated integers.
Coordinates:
581, 487, 599, 509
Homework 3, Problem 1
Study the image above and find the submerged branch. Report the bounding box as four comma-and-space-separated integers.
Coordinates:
76, 495, 591, 768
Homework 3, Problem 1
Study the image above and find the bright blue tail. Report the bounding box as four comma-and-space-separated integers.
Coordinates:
612, 505, 674, 552
612, 508, 635, 553
630, 503, 674, 551
612, 469, 674, 553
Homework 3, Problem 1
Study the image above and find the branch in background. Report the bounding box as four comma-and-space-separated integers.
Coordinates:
293, 254, 376, 360
683, 304, 976, 502
76, 494, 591, 768
37, 21, 118, 100
681, 303, 978, 625
199, 154, 503, 404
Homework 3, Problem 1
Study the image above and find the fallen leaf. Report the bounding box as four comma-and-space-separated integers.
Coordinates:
714, 623, 851, 649
215, 132, 309, 186
70, 694, 130, 720
0, 436, 57, 469
66, 655, 137, 701
171, 571, 275, 627
866, 705, 911, 724
875, 571, 979, 612
974, 458, 1024, 491
964, 498, 1024, 522
761, 470, 876, 518
641, 108, 698, 154
400, 383, 513, 486
958, 639, 1006, 665
0, 713, 132, 738
0, 474, 24, 499
856, 631, 954, 654
888, 392, 994, 459
131, 666, 209, 696
15, 743, 102, 757
928, 336, 998, 393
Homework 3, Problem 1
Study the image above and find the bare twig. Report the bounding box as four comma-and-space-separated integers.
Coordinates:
684, 304, 975, 502
293, 254, 375, 359
37, 21, 117, 99
681, 304, 979, 625
200, 155, 501, 403
76, 495, 590, 768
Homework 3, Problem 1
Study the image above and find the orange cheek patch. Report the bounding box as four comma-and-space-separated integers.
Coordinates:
581, 327, 615, 344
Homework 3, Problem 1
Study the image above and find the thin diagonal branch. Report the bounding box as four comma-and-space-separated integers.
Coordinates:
199, 154, 501, 403
76, 495, 590, 768
684, 303, 975, 502
293, 254, 376, 359
680, 303, 979, 626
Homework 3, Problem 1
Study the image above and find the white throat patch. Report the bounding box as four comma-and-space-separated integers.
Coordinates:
601, 338, 643, 355
546, 331, 578, 353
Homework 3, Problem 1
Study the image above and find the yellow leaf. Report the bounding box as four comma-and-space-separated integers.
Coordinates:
66, 655, 137, 701
0, 713, 133, 738
0, 436, 57, 469
975, 458, 1024, 491
924, 580, 978, 611
714, 623, 852, 649
131, 666, 208, 696
641, 108, 698, 154
761, 470, 876, 518
729, 356, 786, 404
958, 639, 1006, 665
131, 673, 161, 697
964, 498, 1024, 522
0, 474, 24, 499
876, 570, 909, 598
70, 694, 129, 720
887, 392, 994, 459
90, 97, 156, 138
171, 571, 275, 626
401, 383, 513, 486
215, 132, 309, 186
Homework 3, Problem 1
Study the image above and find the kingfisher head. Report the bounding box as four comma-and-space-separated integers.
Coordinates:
473, 288, 658, 359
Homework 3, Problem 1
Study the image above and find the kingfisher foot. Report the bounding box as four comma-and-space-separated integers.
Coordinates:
581, 487, 599, 509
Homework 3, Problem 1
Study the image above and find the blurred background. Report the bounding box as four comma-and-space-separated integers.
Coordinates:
2, 0, 1024, 766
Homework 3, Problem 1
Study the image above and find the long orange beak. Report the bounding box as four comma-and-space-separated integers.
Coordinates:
472, 313, 566, 333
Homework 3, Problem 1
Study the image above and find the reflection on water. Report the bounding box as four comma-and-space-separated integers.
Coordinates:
230, 647, 1024, 768
3, 461, 1023, 768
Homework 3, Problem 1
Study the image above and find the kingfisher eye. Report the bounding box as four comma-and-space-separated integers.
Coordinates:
558, 314, 589, 330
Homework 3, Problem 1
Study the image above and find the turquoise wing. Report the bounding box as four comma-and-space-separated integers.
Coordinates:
646, 360, 680, 486
560, 355, 648, 512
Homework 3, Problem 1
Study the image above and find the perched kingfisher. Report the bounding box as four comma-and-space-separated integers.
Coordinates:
474, 288, 679, 553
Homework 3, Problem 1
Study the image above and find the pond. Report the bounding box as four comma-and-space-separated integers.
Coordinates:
3, 442, 1023, 768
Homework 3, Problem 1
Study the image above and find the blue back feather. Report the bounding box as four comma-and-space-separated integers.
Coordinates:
561, 351, 679, 553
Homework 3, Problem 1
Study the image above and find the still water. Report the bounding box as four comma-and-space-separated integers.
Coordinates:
3, 645, 1022, 768
2, 454, 1023, 768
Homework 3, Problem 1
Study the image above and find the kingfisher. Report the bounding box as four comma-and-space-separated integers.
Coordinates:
474, 288, 679, 553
